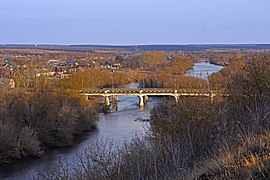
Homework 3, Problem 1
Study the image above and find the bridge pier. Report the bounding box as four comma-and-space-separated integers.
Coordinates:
105, 96, 110, 106
174, 95, 179, 104
210, 92, 214, 102
144, 95, 148, 103
139, 95, 144, 108
112, 103, 118, 112
112, 95, 118, 102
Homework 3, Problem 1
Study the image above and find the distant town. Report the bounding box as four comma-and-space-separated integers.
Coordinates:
1, 44, 270, 89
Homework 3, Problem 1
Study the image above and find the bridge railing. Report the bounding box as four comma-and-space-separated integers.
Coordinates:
80, 88, 216, 94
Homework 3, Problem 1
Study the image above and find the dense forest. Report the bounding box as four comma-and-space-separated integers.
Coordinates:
0, 85, 98, 164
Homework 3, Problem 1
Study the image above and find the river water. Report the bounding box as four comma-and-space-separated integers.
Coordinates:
0, 62, 223, 180
186, 60, 224, 78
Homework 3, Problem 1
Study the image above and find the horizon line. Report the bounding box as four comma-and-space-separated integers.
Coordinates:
1, 43, 270, 46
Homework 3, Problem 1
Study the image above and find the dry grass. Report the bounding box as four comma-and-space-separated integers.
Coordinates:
189, 133, 270, 179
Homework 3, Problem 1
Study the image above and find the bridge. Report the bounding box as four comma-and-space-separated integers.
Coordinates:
80, 88, 220, 108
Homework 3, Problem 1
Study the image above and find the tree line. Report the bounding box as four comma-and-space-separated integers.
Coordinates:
36, 55, 270, 179
0, 63, 147, 164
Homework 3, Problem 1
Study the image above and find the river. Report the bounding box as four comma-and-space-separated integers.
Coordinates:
0, 62, 223, 180
186, 60, 224, 78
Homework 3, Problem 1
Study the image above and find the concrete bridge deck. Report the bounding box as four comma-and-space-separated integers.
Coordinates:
81, 88, 213, 94
80, 88, 221, 108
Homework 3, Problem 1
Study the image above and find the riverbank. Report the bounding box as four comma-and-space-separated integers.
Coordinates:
0, 88, 99, 166
0, 62, 223, 179
209, 59, 229, 67
0, 68, 144, 164
0, 82, 157, 179
35, 57, 270, 179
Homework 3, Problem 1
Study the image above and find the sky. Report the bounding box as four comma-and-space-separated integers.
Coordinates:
0, 0, 269, 45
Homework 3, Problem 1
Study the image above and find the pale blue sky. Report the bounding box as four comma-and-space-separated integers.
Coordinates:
0, 0, 269, 44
